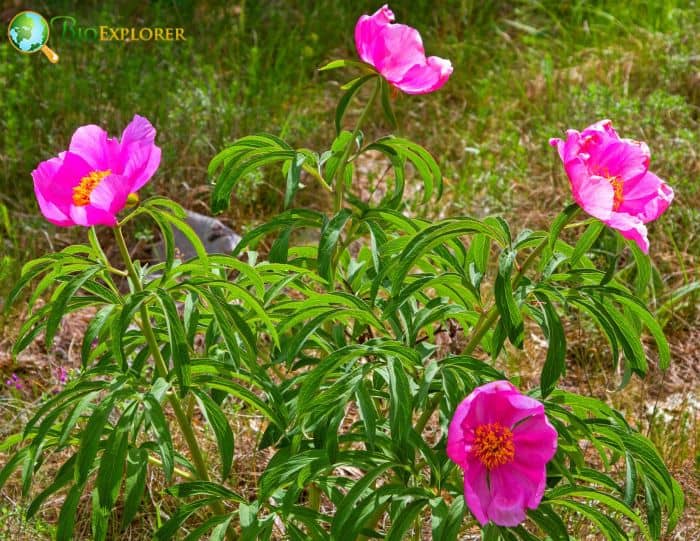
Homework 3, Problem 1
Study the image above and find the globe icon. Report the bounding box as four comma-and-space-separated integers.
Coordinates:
7, 11, 59, 63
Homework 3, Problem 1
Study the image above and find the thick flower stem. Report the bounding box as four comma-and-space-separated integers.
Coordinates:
333, 77, 381, 214
113, 226, 236, 538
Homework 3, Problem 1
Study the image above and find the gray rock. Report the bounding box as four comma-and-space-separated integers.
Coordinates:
154, 210, 241, 261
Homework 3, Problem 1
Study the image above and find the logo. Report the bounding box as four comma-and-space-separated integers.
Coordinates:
50, 16, 186, 43
7, 11, 59, 63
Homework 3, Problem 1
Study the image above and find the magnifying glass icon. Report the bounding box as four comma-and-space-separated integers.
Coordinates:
7, 11, 59, 63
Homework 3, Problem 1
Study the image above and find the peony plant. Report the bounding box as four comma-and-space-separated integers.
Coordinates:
1, 4, 683, 541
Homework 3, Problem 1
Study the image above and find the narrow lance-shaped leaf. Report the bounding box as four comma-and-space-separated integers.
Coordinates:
536, 293, 567, 397
318, 208, 353, 284
494, 249, 524, 348
193, 389, 235, 480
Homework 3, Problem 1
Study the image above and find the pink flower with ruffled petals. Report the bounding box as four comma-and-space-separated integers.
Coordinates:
32, 115, 161, 227
355, 5, 453, 94
446, 381, 557, 527
550, 120, 673, 253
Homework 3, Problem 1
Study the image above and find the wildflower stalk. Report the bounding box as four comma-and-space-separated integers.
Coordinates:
113, 226, 236, 539
333, 77, 381, 213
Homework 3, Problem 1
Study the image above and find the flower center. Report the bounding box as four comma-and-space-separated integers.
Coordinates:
72, 169, 111, 206
608, 176, 624, 211
473, 422, 515, 470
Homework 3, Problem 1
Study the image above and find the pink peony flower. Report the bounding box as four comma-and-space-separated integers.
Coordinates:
446, 381, 557, 527
550, 120, 673, 253
31, 115, 161, 227
354, 5, 453, 95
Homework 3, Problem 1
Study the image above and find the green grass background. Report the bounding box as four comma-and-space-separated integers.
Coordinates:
1, 1, 697, 284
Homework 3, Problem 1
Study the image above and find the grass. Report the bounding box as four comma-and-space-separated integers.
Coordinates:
1, 0, 698, 538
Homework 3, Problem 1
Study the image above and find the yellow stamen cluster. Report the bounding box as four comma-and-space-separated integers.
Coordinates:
609, 177, 624, 211
72, 170, 111, 206
473, 422, 515, 470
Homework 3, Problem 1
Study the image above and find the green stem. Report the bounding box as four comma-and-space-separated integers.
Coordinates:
333, 78, 381, 213
113, 226, 236, 538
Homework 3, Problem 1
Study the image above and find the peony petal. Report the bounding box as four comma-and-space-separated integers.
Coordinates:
550, 129, 582, 163
447, 395, 472, 469
69, 204, 118, 227
88, 173, 130, 214
354, 5, 451, 94
392, 56, 453, 94
119, 115, 161, 192
585, 137, 649, 182
484, 467, 530, 527
620, 170, 674, 223
68, 124, 114, 171
372, 23, 427, 82
354, 5, 395, 65
123, 144, 161, 193
464, 455, 490, 526
581, 119, 619, 140
568, 169, 615, 221
605, 212, 650, 253
49, 152, 96, 209
512, 414, 558, 464
120, 115, 157, 153
501, 392, 546, 428
461, 381, 520, 427
506, 460, 548, 511
31, 154, 74, 226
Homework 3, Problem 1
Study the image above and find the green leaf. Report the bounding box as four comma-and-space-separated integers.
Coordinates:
591, 286, 671, 370
211, 148, 296, 214
76, 395, 116, 484
143, 392, 174, 482
57, 483, 83, 541
26, 453, 77, 519
154, 498, 220, 540
194, 374, 283, 429
154, 289, 192, 394
536, 293, 566, 397
527, 505, 569, 541
431, 496, 465, 541
549, 203, 580, 251
284, 153, 306, 209
549, 485, 652, 539
81, 305, 115, 367
46, 266, 101, 348
193, 390, 235, 480
389, 218, 506, 293
570, 220, 605, 265
387, 358, 412, 452
0, 447, 29, 493
379, 77, 398, 129
183, 514, 234, 541
335, 74, 377, 134
318, 59, 375, 72
318, 208, 353, 283
93, 405, 134, 541
628, 242, 652, 296
167, 481, 245, 501
144, 204, 210, 270
330, 462, 394, 538
386, 499, 428, 541
122, 447, 148, 529
367, 136, 443, 203
494, 250, 524, 348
